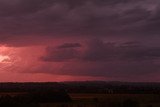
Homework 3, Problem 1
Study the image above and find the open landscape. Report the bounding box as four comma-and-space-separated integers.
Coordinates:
0, 0, 160, 107
0, 82, 160, 107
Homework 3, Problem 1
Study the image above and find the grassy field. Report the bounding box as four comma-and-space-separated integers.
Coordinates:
0, 92, 160, 107
40, 93, 160, 107
70, 93, 160, 102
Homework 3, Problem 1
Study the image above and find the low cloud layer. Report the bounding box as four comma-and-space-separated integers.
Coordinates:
39, 40, 160, 80
41, 40, 160, 62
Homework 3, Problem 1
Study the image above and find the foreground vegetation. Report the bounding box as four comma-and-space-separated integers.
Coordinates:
0, 82, 160, 107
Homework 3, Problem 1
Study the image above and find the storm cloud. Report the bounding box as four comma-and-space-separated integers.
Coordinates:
0, 0, 160, 82
41, 40, 160, 62
0, 0, 160, 46
37, 39, 160, 81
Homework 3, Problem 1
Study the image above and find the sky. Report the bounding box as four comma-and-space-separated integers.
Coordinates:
0, 0, 160, 82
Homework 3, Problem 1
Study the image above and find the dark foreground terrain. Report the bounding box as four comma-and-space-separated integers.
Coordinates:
0, 82, 160, 107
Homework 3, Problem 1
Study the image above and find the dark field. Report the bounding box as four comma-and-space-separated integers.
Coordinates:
0, 82, 160, 107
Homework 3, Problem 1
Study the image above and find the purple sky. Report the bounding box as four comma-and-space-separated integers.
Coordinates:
0, 0, 160, 82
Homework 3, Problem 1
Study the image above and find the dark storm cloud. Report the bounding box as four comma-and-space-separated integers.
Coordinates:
58, 61, 160, 78
40, 45, 80, 62
1, 0, 160, 82
41, 40, 160, 62
0, 0, 55, 16
57, 43, 81, 49
0, 0, 160, 46
39, 40, 160, 78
